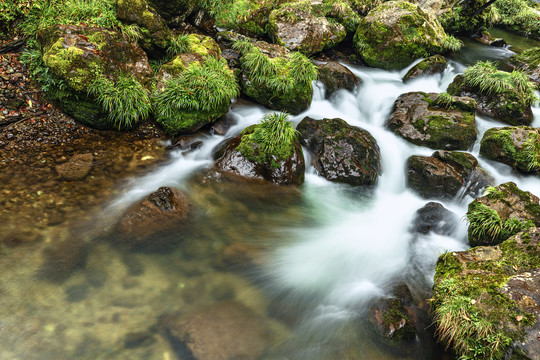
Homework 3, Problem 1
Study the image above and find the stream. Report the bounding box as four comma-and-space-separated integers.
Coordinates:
1, 30, 540, 360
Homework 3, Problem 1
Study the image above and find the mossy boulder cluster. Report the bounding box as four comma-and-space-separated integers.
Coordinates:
386, 92, 478, 150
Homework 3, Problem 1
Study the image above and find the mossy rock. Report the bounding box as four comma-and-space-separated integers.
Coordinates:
480, 126, 540, 174
431, 228, 540, 359
267, 0, 348, 55
440, 0, 494, 34
403, 55, 448, 82
147, 0, 198, 25
466, 182, 540, 247
352, 1, 449, 70
386, 92, 478, 150
297, 117, 381, 186
37, 25, 153, 129
316, 60, 359, 97
492, 0, 540, 40
369, 297, 416, 345
506, 47, 540, 89
116, 0, 173, 57
447, 74, 534, 126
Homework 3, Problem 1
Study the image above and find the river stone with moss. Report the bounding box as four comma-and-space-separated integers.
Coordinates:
431, 228, 540, 360
353, 1, 450, 69
466, 182, 540, 247
402, 55, 448, 82
480, 126, 540, 174
267, 0, 347, 55
297, 117, 381, 186
386, 92, 477, 150
38, 25, 153, 129
507, 47, 540, 88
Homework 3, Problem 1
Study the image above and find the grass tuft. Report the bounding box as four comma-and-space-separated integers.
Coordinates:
441, 35, 463, 52
435, 92, 454, 110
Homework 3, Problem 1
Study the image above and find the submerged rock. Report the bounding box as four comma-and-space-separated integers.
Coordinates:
386, 92, 477, 150
353, 1, 450, 69
466, 182, 540, 247
297, 117, 381, 186
403, 55, 448, 82
161, 301, 269, 360
407, 151, 493, 200
55, 153, 94, 181
480, 126, 540, 174
431, 228, 540, 360
115, 187, 191, 250
411, 202, 459, 236
316, 60, 359, 97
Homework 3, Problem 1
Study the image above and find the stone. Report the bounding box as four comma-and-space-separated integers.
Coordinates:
506, 47, 540, 88
316, 60, 359, 97
386, 92, 477, 150
298, 117, 381, 186
115, 187, 191, 250
161, 301, 269, 360
147, 0, 198, 26
411, 202, 459, 236
55, 153, 94, 181
403, 55, 448, 82
480, 126, 540, 174
370, 294, 417, 345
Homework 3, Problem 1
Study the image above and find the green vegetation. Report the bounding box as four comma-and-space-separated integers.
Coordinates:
435, 92, 454, 110
463, 61, 537, 106
0, 0, 32, 37
237, 112, 299, 167
492, 0, 540, 38
441, 35, 464, 52
440, 0, 496, 35
153, 57, 239, 135
88, 74, 151, 129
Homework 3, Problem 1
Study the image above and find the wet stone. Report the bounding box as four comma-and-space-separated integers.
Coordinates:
65, 283, 89, 302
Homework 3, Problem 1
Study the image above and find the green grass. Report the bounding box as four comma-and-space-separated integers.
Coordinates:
166, 34, 191, 58
435, 92, 454, 110
493, 0, 540, 37
441, 35, 463, 52
463, 61, 537, 106
88, 73, 151, 129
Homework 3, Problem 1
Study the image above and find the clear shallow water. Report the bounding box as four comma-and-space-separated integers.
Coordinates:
1, 38, 540, 360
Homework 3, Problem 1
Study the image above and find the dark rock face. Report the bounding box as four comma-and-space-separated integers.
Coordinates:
55, 153, 94, 181
447, 75, 533, 126
407, 151, 493, 200
147, 0, 198, 25
386, 92, 477, 150
403, 55, 448, 82
317, 60, 359, 97
116, 187, 191, 250
161, 301, 269, 360
466, 182, 540, 247
480, 126, 540, 174
412, 202, 459, 236
297, 117, 381, 186
214, 136, 305, 186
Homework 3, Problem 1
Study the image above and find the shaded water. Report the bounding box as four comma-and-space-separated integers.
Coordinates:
1, 31, 540, 360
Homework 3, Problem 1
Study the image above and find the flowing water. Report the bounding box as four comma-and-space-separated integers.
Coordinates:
1, 30, 540, 360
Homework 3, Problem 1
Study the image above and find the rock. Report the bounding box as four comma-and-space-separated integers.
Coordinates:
403, 55, 448, 82
147, 0, 198, 26
480, 126, 540, 175
506, 47, 540, 88
316, 60, 359, 97
407, 151, 493, 200
431, 228, 540, 360
115, 187, 191, 250
297, 117, 381, 186
353, 1, 449, 69
267, 1, 347, 55
55, 153, 94, 181
161, 301, 269, 360
124, 330, 156, 349
411, 202, 459, 236
386, 92, 477, 150
466, 182, 540, 247
213, 130, 305, 186
39, 238, 90, 283
214, 241, 263, 269
37, 25, 153, 129
472, 32, 507, 47
447, 74, 534, 126
370, 288, 417, 345
116, 0, 173, 57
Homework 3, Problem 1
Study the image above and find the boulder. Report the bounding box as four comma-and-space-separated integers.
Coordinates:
407, 151, 493, 200
316, 60, 359, 97
147, 0, 198, 26
402, 55, 448, 82
466, 182, 540, 247
386, 92, 477, 150
353, 1, 450, 69
213, 130, 305, 186
37, 25, 153, 129
480, 126, 540, 174
55, 153, 94, 181
447, 74, 534, 126
431, 228, 540, 360
267, 1, 347, 55
161, 301, 269, 360
506, 47, 540, 88
472, 32, 507, 47
297, 117, 381, 186
411, 202, 459, 236
116, 0, 173, 57
115, 187, 191, 250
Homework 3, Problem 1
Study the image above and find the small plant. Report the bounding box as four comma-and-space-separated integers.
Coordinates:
120, 23, 143, 43
435, 92, 454, 110
522, 133, 540, 171
441, 35, 463, 52
88, 73, 151, 129
463, 61, 538, 106
166, 34, 191, 58
482, 185, 502, 198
